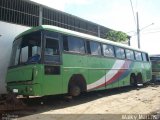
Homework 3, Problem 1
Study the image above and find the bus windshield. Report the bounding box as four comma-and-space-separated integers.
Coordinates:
10, 31, 41, 67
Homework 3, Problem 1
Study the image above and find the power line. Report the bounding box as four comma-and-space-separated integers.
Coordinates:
129, 0, 136, 26
141, 27, 160, 32
127, 25, 160, 34
142, 31, 160, 34
130, 30, 160, 36
140, 23, 154, 31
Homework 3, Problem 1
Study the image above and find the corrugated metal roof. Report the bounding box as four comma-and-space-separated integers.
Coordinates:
0, 0, 130, 41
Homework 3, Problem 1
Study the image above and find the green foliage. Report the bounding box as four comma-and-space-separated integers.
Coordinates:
105, 30, 128, 42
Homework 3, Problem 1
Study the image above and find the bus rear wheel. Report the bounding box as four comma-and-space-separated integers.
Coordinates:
69, 85, 81, 97
130, 74, 137, 87
136, 73, 143, 86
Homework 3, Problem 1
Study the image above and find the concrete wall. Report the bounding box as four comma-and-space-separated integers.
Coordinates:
0, 21, 30, 94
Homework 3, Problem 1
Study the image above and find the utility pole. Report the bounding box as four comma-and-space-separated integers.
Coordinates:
97, 25, 101, 37
136, 12, 140, 49
39, 5, 43, 26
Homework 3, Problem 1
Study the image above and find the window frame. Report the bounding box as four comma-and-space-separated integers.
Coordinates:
125, 49, 135, 60
134, 51, 143, 61
87, 40, 102, 56
142, 52, 149, 62
44, 31, 61, 64
63, 35, 86, 55
115, 46, 126, 59
102, 43, 115, 58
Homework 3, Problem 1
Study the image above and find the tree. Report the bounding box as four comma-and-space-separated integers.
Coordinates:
105, 30, 128, 42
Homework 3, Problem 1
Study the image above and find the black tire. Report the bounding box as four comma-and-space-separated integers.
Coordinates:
137, 74, 143, 85
68, 75, 86, 97
69, 85, 81, 97
130, 75, 137, 86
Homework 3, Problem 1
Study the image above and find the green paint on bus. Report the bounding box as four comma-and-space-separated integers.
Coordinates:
6, 25, 152, 97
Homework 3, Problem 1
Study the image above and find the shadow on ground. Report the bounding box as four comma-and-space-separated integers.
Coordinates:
1, 82, 160, 118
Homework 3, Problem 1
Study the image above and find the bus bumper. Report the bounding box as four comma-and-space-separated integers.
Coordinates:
7, 84, 41, 96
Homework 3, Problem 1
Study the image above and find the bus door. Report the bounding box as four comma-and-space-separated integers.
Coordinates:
42, 34, 62, 95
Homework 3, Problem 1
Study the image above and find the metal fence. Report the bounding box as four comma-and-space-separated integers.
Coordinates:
0, 0, 39, 26
0, 0, 121, 39
42, 7, 100, 36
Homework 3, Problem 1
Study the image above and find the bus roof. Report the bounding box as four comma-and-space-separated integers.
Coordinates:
150, 55, 160, 57
16, 25, 146, 53
150, 56, 160, 61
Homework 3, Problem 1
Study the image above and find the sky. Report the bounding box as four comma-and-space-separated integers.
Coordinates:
31, 0, 160, 55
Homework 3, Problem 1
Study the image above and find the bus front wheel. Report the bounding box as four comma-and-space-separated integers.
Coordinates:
68, 75, 86, 97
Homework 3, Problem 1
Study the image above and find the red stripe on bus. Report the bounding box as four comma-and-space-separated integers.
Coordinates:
90, 61, 127, 90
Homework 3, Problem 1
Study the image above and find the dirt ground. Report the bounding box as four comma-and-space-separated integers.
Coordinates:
1, 83, 160, 120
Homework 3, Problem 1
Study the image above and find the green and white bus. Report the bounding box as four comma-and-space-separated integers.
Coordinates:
150, 55, 160, 81
6, 25, 152, 97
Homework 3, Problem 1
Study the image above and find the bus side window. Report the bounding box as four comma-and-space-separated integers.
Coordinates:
135, 51, 142, 61
68, 36, 85, 54
45, 38, 60, 63
102, 44, 115, 57
115, 47, 125, 59
125, 49, 134, 60
63, 35, 85, 54
87, 41, 102, 56
142, 53, 148, 61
